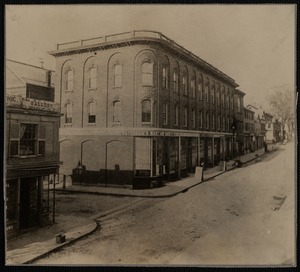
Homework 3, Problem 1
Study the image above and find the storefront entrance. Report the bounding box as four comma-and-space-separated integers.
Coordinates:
19, 177, 39, 230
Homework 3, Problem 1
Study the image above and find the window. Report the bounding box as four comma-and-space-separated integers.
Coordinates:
222, 91, 225, 107
142, 62, 153, 86
19, 124, 37, 156
216, 91, 220, 106
206, 112, 210, 129
183, 107, 188, 126
88, 102, 96, 124
9, 123, 19, 156
173, 70, 178, 92
237, 97, 241, 113
191, 79, 195, 98
226, 94, 229, 109
217, 115, 221, 130
231, 96, 234, 110
113, 64, 122, 87
183, 76, 187, 95
222, 116, 225, 130
227, 117, 230, 130
162, 102, 168, 125
211, 87, 215, 104
205, 82, 209, 102
174, 104, 179, 125
212, 114, 215, 129
113, 101, 121, 123
199, 111, 203, 128
6, 179, 18, 222
142, 100, 151, 123
65, 103, 72, 124
88, 67, 97, 89
198, 80, 203, 100
65, 70, 73, 92
191, 109, 195, 127
38, 125, 46, 156
162, 67, 168, 89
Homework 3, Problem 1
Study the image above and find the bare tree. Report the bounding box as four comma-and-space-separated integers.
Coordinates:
268, 88, 295, 139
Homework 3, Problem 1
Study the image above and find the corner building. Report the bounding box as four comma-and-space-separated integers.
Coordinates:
50, 31, 239, 188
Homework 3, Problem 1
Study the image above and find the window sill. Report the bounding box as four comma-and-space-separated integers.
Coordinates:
87, 123, 96, 127
87, 88, 97, 91
17, 155, 38, 159
142, 84, 154, 87
65, 90, 73, 93
64, 123, 72, 127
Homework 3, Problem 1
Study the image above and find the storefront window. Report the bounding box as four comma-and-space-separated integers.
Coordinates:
19, 124, 37, 156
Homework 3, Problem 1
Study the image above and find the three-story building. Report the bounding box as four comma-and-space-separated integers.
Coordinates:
49, 30, 240, 188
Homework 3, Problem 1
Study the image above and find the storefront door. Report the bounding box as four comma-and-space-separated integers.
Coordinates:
19, 177, 39, 230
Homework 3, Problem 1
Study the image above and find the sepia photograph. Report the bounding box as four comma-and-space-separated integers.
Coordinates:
4, 4, 296, 266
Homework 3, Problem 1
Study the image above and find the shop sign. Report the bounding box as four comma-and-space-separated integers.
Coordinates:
6, 95, 59, 112
122, 130, 180, 136
7, 167, 57, 178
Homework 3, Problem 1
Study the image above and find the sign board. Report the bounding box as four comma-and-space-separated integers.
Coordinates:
6, 95, 60, 112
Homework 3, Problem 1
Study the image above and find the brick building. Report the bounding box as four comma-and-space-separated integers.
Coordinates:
5, 60, 60, 238
49, 30, 241, 188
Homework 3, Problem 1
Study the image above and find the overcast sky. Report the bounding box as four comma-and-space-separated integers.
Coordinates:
5, 4, 296, 107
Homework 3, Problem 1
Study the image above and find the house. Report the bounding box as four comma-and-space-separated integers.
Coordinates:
5, 60, 60, 238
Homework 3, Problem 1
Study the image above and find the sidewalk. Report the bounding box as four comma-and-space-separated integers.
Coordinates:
6, 146, 277, 265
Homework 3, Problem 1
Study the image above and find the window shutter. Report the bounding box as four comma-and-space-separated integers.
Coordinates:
10, 123, 20, 156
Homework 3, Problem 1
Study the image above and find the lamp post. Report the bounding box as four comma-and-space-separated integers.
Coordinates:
74, 160, 84, 185
231, 124, 236, 158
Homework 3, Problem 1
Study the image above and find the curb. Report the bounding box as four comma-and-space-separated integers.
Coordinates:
21, 221, 99, 264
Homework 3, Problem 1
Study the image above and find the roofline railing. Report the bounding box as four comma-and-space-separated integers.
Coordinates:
54, 30, 236, 83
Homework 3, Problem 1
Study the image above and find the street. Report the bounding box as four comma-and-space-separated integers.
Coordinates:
35, 142, 295, 266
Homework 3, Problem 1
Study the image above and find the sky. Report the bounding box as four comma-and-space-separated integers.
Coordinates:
5, 4, 296, 108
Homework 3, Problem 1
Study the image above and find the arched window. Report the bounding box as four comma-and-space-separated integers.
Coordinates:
222, 87, 225, 107
198, 78, 203, 100
142, 62, 153, 86
88, 102, 96, 123
199, 110, 203, 128
217, 115, 221, 130
173, 69, 178, 92
191, 79, 195, 98
206, 112, 210, 129
191, 108, 195, 127
113, 101, 121, 123
183, 76, 187, 95
205, 78, 209, 102
174, 104, 179, 125
65, 103, 72, 124
162, 102, 168, 125
113, 64, 122, 87
88, 67, 97, 89
183, 106, 188, 126
65, 70, 73, 92
211, 84, 215, 104
162, 67, 169, 89
142, 99, 151, 123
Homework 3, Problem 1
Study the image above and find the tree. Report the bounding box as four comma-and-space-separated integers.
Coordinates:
268, 88, 295, 139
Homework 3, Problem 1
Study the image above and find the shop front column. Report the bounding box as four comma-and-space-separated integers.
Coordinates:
197, 135, 201, 166
178, 136, 181, 179
211, 135, 214, 167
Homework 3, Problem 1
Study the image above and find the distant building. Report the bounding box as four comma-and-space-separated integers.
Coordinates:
5, 60, 60, 238
243, 107, 255, 153
49, 30, 241, 188
6, 59, 55, 101
233, 89, 245, 155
